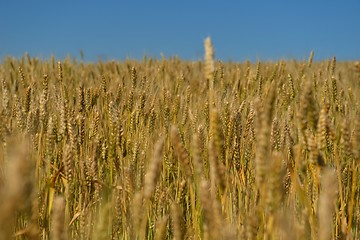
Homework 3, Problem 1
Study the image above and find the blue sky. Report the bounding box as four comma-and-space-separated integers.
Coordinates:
0, 1, 359, 62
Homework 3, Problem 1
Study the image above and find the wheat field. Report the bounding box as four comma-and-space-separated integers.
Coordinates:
0, 39, 359, 239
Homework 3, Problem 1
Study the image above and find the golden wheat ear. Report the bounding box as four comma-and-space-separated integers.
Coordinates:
204, 37, 215, 82
144, 137, 164, 199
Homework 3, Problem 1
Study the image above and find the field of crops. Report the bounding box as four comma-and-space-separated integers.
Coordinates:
0, 39, 359, 239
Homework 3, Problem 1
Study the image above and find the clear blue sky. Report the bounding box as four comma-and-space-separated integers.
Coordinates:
1, 1, 359, 62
